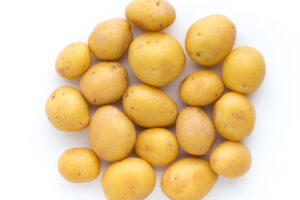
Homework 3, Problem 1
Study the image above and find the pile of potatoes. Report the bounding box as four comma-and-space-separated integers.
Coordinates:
46, 0, 265, 199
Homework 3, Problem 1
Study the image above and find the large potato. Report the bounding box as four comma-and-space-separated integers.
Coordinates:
213, 92, 256, 141
161, 158, 218, 200
222, 46, 266, 94
185, 14, 236, 66
128, 32, 185, 86
123, 84, 178, 127
102, 157, 156, 200
88, 18, 133, 60
89, 106, 136, 162
45, 86, 89, 131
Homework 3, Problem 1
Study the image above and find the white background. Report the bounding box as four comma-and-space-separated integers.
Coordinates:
0, 0, 299, 199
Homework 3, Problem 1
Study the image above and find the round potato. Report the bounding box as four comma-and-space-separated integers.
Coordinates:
222, 46, 266, 94
161, 158, 218, 200
126, 0, 176, 31
88, 18, 133, 60
45, 86, 89, 131
128, 32, 185, 86
213, 92, 256, 141
89, 106, 136, 162
179, 70, 224, 106
135, 128, 178, 166
102, 157, 156, 200
80, 62, 128, 105
210, 141, 252, 178
58, 148, 100, 183
55, 42, 91, 79
185, 14, 236, 66
123, 84, 178, 127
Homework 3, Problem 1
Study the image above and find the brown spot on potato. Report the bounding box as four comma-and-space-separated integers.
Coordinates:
156, 1, 161, 6
159, 23, 163, 28
242, 83, 247, 88
93, 99, 97, 103
66, 66, 70, 69
124, 93, 128, 98
51, 94, 55, 99
131, 106, 134, 110
197, 32, 201, 36
55, 116, 58, 119
196, 52, 201, 57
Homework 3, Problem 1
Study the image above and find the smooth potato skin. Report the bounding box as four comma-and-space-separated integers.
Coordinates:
45, 86, 90, 131
222, 46, 266, 94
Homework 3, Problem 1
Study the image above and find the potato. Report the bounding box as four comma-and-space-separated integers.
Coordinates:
176, 107, 215, 155
80, 62, 128, 105
135, 128, 178, 166
88, 18, 133, 60
128, 32, 185, 86
55, 42, 91, 79
161, 158, 218, 200
222, 46, 266, 94
210, 141, 252, 178
185, 14, 236, 66
58, 148, 100, 183
89, 106, 136, 162
126, 0, 176, 31
123, 84, 178, 127
45, 86, 89, 131
102, 157, 156, 200
213, 92, 256, 141
179, 70, 224, 106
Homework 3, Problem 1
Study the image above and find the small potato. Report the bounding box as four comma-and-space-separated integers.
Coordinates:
123, 84, 178, 127
128, 32, 185, 86
80, 62, 128, 105
126, 0, 176, 31
179, 70, 224, 106
45, 86, 89, 132
89, 106, 136, 162
213, 92, 256, 141
210, 141, 252, 178
185, 14, 236, 66
135, 128, 178, 166
102, 157, 156, 200
222, 46, 266, 94
176, 107, 215, 155
88, 18, 133, 60
58, 148, 100, 183
161, 158, 218, 200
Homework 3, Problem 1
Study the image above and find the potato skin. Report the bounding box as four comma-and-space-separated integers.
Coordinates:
222, 46, 266, 94
210, 141, 252, 178
123, 84, 178, 127
102, 157, 156, 200
89, 106, 136, 162
213, 92, 256, 141
80, 62, 128, 105
45, 86, 90, 132
88, 18, 133, 60
185, 14, 236, 66
135, 128, 178, 166
58, 148, 100, 183
179, 70, 224, 106
126, 0, 176, 31
128, 32, 185, 86
161, 158, 218, 200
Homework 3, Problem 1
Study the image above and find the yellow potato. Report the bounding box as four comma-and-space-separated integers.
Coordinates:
176, 107, 215, 155
185, 14, 236, 66
135, 128, 178, 166
89, 106, 136, 162
222, 46, 266, 94
210, 141, 252, 178
161, 158, 218, 200
126, 0, 176, 31
45, 86, 89, 131
58, 148, 100, 183
128, 32, 185, 86
80, 62, 128, 105
123, 84, 178, 127
213, 92, 256, 141
179, 70, 224, 106
102, 157, 156, 200
88, 18, 133, 60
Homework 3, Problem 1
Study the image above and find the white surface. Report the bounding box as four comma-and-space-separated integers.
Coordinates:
0, 0, 299, 199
